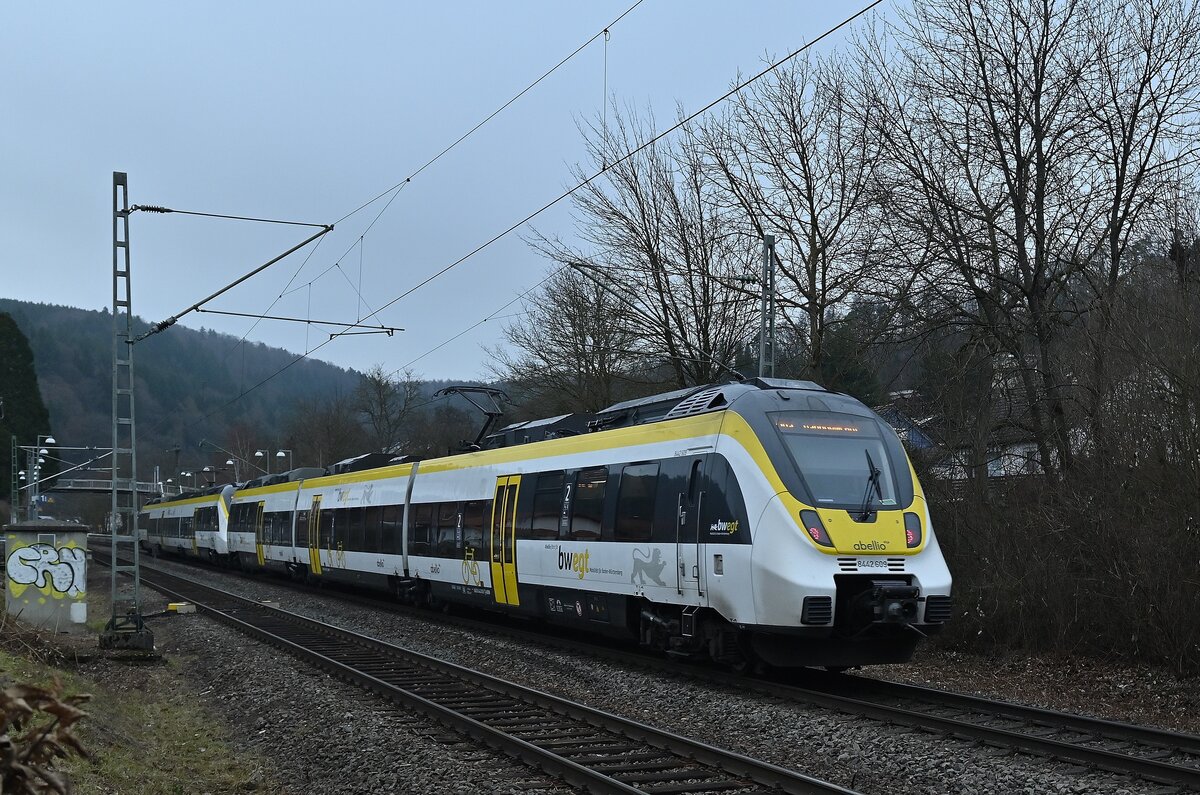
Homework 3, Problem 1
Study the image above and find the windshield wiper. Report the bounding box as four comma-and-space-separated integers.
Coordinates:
858, 449, 883, 521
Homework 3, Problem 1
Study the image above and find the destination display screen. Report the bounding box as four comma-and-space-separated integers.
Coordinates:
773, 416, 867, 435
770, 412, 897, 508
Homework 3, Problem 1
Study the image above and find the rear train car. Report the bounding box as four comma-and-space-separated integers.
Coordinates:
141, 485, 233, 560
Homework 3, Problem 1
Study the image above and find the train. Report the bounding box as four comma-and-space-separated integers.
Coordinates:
140, 377, 953, 669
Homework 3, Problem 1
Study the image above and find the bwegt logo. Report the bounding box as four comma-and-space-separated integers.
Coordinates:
557, 545, 590, 580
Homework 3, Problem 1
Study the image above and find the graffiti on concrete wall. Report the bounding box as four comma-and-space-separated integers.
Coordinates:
5, 542, 87, 599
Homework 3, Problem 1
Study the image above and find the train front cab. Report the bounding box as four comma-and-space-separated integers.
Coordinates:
731, 396, 953, 668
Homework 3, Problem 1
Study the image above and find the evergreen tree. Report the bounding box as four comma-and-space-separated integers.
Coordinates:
0, 312, 53, 521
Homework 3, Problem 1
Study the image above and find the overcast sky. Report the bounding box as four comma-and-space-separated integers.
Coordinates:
3, 2, 867, 383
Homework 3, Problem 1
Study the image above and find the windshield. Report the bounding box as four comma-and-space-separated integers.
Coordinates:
771, 412, 900, 510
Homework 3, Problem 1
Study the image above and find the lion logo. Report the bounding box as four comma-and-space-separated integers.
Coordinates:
630, 548, 667, 586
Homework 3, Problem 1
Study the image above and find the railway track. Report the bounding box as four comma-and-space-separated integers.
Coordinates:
96, 552, 855, 795
769, 671, 1200, 791
106, 549, 1200, 791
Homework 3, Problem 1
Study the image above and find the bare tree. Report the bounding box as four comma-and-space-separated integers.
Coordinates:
490, 267, 646, 414
1072, 0, 1200, 451
697, 53, 893, 376
283, 391, 368, 468
860, 0, 1114, 478
355, 365, 423, 453
531, 107, 758, 388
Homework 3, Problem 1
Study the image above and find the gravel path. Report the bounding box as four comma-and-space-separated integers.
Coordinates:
142, 558, 1191, 795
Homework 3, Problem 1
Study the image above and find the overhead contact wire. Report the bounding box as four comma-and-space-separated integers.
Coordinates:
332, 0, 647, 227
277, 1, 644, 336
368, 0, 884, 344
173, 0, 878, 435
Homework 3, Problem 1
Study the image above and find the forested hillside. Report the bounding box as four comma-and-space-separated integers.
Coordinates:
0, 299, 362, 478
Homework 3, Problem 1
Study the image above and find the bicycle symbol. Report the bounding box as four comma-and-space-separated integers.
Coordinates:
461, 548, 483, 586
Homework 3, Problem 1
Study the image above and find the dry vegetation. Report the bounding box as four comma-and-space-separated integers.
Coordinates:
0, 590, 275, 794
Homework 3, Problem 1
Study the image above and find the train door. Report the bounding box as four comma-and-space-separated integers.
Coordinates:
674, 458, 706, 600
254, 502, 266, 567
489, 475, 521, 606
308, 495, 324, 575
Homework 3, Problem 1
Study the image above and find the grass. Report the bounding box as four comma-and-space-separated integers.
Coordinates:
0, 644, 276, 794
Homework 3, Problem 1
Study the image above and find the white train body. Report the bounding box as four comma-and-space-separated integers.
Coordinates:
141, 380, 952, 667
143, 485, 232, 559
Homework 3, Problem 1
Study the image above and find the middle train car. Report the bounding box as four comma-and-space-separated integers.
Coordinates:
145, 379, 953, 669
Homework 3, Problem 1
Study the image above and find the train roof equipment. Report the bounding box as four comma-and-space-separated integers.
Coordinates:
434, 385, 510, 451
587, 377, 830, 433
485, 413, 595, 449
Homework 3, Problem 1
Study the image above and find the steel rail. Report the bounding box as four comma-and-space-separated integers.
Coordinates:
101, 554, 856, 795
802, 672, 1200, 756
109, 548, 1200, 790
760, 678, 1200, 790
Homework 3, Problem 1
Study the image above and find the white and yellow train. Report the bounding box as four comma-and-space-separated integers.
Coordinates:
141, 378, 952, 668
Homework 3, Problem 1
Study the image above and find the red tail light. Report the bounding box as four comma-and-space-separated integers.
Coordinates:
904, 511, 922, 548
800, 510, 834, 547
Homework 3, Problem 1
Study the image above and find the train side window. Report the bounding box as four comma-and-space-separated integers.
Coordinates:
462, 500, 484, 559
435, 526, 456, 557
381, 505, 401, 554
530, 472, 564, 540
615, 463, 659, 542
437, 503, 459, 557
434, 502, 457, 557
319, 508, 335, 548
295, 509, 309, 548
410, 504, 433, 555
364, 506, 383, 553
347, 507, 365, 552
569, 467, 607, 541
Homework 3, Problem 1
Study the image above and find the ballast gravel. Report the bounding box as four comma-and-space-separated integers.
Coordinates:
143, 558, 1186, 795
